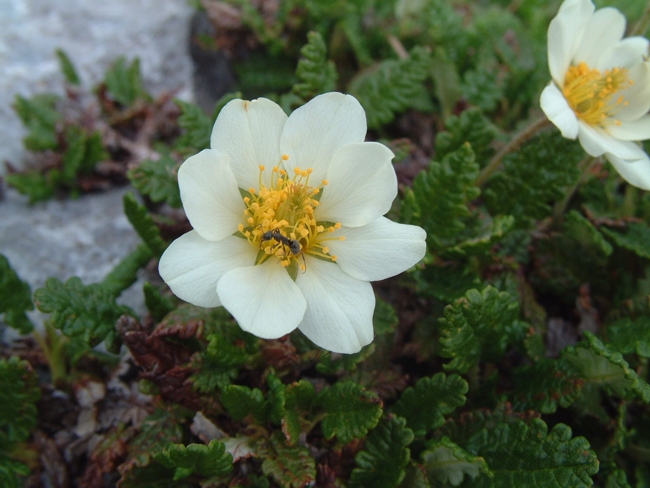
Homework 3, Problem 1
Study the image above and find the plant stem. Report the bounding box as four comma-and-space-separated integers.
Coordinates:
551, 155, 595, 228
630, 2, 650, 37
475, 116, 552, 187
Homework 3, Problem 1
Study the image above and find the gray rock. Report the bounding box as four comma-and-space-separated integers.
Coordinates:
0, 0, 195, 173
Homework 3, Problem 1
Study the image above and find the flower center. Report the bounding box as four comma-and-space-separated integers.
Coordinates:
562, 61, 632, 127
237, 156, 344, 275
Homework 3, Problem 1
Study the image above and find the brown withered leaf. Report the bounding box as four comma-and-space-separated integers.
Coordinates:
78, 427, 131, 488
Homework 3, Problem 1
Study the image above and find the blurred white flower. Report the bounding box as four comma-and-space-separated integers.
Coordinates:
540, 0, 650, 189
158, 93, 426, 353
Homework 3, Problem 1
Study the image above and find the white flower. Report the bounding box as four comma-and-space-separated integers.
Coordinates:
158, 93, 426, 354
540, 0, 650, 189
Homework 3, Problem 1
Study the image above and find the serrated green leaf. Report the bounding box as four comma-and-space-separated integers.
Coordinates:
155, 439, 233, 478
422, 436, 490, 486
14, 93, 61, 151
123, 193, 167, 257
438, 286, 520, 374
348, 416, 414, 488
349, 46, 431, 129
0, 357, 40, 453
511, 359, 584, 414
55, 48, 80, 85
609, 317, 650, 358
261, 432, 316, 488
267, 374, 287, 426
565, 210, 613, 256
104, 57, 148, 107
461, 62, 505, 113
430, 47, 462, 121
221, 385, 268, 422
414, 262, 482, 302
282, 380, 316, 445
484, 131, 583, 227
0, 254, 34, 334
402, 143, 480, 251
605, 469, 632, 488
127, 154, 182, 208
563, 332, 650, 402
436, 108, 497, 164
5, 171, 56, 203
0, 455, 29, 488
101, 244, 153, 298
601, 223, 650, 259
61, 126, 86, 184
34, 276, 132, 351
444, 214, 515, 258
174, 100, 212, 152
317, 381, 383, 443
374, 297, 399, 335
439, 410, 598, 488
400, 464, 431, 488
316, 345, 376, 374
143, 282, 175, 323
393, 373, 468, 437
292, 31, 337, 101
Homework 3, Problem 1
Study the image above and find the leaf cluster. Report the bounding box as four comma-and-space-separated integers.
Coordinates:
0, 254, 34, 334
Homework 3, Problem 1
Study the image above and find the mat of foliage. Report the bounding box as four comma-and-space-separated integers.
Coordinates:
2, 0, 650, 486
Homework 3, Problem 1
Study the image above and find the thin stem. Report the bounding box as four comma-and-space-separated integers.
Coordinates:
475, 116, 552, 187
630, 2, 650, 37
387, 34, 408, 60
551, 155, 596, 228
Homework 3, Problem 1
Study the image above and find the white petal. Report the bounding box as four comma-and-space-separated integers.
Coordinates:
547, 0, 595, 85
597, 37, 649, 71
540, 83, 580, 139
279, 93, 367, 185
179, 149, 245, 241
217, 260, 306, 339
606, 153, 650, 190
316, 142, 397, 227
296, 257, 374, 354
607, 115, 650, 141
578, 122, 648, 160
616, 62, 650, 121
210, 98, 288, 191
573, 7, 625, 67
159, 231, 257, 308
326, 217, 426, 282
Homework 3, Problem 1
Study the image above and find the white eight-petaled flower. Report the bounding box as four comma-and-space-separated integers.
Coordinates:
540, 0, 650, 189
158, 93, 427, 354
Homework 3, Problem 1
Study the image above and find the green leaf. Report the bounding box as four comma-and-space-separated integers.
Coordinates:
439, 410, 598, 487
0, 254, 34, 334
461, 61, 505, 113
123, 193, 168, 257
436, 108, 497, 164
292, 31, 337, 101
104, 57, 148, 107
5, 171, 56, 203
143, 283, 175, 323
61, 126, 86, 184
155, 439, 233, 478
349, 46, 431, 129
414, 262, 481, 302
34, 276, 132, 351
55, 48, 80, 85
316, 381, 383, 443
444, 214, 515, 258
392, 373, 468, 437
0, 357, 40, 453
608, 317, 650, 358
174, 100, 212, 152
484, 131, 583, 227
601, 222, 650, 259
13, 93, 61, 151
282, 380, 316, 445
348, 416, 414, 488
127, 154, 182, 208
192, 326, 259, 393
374, 297, 399, 335
565, 210, 613, 256
422, 436, 490, 487
101, 245, 153, 298
511, 359, 584, 414
0, 455, 30, 488
221, 385, 268, 423
438, 286, 521, 374
261, 432, 316, 488
563, 331, 650, 402
401, 143, 480, 251
430, 47, 462, 121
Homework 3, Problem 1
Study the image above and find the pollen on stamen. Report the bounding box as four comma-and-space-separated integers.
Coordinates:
259, 165, 265, 171
322, 179, 329, 186
322, 246, 329, 253
238, 224, 244, 232
339, 236, 345, 241
331, 256, 338, 261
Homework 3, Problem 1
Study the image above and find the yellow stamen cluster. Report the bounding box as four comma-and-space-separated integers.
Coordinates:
237, 156, 342, 273
563, 61, 632, 127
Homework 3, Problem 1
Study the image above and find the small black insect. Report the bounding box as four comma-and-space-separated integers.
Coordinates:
261, 229, 302, 255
